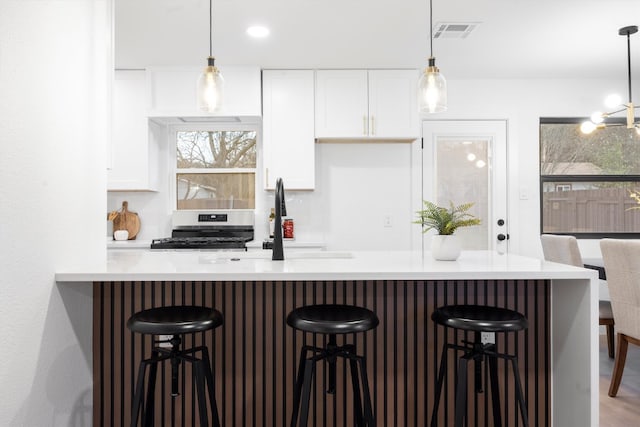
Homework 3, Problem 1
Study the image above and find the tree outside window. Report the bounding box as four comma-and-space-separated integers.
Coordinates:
176, 129, 257, 210
540, 118, 640, 237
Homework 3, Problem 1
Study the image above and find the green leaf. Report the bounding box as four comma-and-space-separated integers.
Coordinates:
415, 200, 481, 235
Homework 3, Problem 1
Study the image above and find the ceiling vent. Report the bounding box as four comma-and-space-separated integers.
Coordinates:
433, 22, 479, 39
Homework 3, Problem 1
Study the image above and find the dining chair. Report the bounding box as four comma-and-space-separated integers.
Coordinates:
600, 239, 640, 396
540, 234, 615, 358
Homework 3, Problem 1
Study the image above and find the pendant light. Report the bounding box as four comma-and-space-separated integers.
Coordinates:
581, 25, 640, 135
197, 0, 224, 113
418, 0, 447, 114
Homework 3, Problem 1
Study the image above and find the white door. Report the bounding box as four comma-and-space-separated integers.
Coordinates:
422, 120, 508, 252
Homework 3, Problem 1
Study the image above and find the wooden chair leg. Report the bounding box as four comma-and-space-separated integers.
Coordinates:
609, 333, 629, 397
606, 324, 615, 359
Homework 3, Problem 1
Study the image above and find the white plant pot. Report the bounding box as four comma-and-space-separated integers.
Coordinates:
431, 234, 461, 261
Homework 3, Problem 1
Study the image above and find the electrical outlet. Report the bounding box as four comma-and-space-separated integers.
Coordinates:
383, 215, 392, 228
481, 332, 495, 344
157, 334, 173, 348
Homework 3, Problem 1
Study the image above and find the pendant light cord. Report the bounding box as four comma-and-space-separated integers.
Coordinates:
209, 0, 213, 57
429, 0, 433, 57
627, 31, 632, 103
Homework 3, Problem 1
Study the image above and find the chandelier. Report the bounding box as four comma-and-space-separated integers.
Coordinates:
581, 26, 639, 135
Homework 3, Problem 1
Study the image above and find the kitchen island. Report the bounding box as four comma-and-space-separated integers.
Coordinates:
56, 250, 598, 426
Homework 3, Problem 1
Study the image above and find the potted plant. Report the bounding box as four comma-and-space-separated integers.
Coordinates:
415, 200, 481, 260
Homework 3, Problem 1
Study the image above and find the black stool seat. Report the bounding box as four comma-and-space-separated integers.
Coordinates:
127, 305, 223, 335
287, 304, 379, 334
431, 304, 527, 332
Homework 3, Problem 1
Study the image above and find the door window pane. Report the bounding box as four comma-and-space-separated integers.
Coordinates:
435, 137, 489, 249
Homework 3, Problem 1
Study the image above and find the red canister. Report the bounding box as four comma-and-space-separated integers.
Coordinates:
283, 218, 294, 239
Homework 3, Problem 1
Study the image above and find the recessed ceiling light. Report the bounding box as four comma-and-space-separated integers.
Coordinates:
247, 26, 270, 38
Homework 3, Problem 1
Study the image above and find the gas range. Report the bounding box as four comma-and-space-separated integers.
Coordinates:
151, 210, 254, 250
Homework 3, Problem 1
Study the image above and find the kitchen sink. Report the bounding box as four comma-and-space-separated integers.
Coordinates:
200, 251, 353, 263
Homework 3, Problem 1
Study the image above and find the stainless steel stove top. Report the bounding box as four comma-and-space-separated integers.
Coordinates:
151, 210, 254, 250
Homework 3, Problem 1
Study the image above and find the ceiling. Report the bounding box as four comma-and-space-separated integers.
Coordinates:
115, 0, 640, 80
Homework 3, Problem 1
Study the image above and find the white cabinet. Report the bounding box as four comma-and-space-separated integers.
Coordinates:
108, 70, 160, 191
315, 69, 419, 140
146, 65, 261, 117
262, 70, 315, 190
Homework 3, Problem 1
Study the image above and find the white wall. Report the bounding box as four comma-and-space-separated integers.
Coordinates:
0, 1, 109, 425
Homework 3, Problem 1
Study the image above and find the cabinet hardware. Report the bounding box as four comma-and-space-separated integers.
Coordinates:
363, 116, 367, 135
371, 116, 375, 135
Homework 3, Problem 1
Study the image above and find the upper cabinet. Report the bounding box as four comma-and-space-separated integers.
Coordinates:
262, 70, 315, 190
315, 69, 419, 140
147, 65, 261, 118
108, 70, 160, 191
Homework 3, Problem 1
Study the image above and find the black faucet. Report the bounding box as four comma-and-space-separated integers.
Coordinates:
272, 177, 287, 260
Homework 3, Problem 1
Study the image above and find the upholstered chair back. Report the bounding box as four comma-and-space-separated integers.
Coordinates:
540, 234, 583, 267
600, 239, 640, 340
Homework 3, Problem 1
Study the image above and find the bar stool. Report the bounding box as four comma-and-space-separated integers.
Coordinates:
127, 305, 223, 427
430, 305, 529, 427
286, 304, 379, 427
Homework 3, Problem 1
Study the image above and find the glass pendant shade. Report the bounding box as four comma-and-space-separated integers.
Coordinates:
197, 57, 224, 113
418, 58, 447, 114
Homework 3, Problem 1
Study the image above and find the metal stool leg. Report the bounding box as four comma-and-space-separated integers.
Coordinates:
454, 352, 472, 427
327, 335, 337, 394
430, 343, 449, 427
356, 355, 375, 426
131, 359, 150, 427
487, 351, 503, 427
348, 356, 365, 427
200, 346, 221, 427
510, 356, 529, 427
290, 347, 311, 427
297, 358, 316, 427
193, 360, 209, 427
142, 351, 160, 427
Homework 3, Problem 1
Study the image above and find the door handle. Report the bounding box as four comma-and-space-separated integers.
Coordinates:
497, 233, 509, 241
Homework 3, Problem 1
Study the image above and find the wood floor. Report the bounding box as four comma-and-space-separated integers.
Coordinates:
599, 334, 640, 426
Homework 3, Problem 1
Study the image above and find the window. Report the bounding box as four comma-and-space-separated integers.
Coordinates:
540, 118, 640, 237
174, 127, 257, 210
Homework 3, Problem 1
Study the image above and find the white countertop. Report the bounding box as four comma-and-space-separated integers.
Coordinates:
56, 250, 597, 282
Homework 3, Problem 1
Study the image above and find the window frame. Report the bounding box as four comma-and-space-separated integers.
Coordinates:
539, 117, 640, 239
169, 122, 260, 211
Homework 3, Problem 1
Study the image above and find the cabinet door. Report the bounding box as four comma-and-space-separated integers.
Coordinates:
108, 70, 157, 191
368, 70, 419, 138
315, 70, 368, 138
146, 66, 261, 117
262, 70, 315, 190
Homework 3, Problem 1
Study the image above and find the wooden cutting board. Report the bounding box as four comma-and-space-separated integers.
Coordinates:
109, 201, 140, 240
